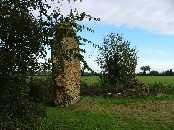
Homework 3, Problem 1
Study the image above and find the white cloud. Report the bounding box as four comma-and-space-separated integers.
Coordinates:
85, 57, 101, 72
85, 58, 174, 73
137, 49, 173, 72
80, 45, 101, 72
141, 49, 169, 56
67, 0, 174, 35
137, 59, 174, 73
32, 0, 174, 34
34, 0, 174, 72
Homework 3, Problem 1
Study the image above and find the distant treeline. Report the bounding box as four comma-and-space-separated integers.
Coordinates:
82, 69, 174, 76
137, 69, 174, 76
34, 69, 174, 76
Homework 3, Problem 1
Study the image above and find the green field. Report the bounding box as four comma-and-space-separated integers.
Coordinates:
137, 76, 174, 85
81, 76, 174, 85
36, 96, 174, 130
13, 75, 174, 129
31, 75, 174, 85
81, 76, 100, 85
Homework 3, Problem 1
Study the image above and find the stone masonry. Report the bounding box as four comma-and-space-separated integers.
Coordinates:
52, 25, 80, 107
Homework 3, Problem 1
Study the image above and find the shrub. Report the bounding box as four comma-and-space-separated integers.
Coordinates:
28, 76, 54, 104
148, 82, 174, 95
96, 33, 138, 87
0, 78, 46, 129
80, 81, 123, 97
0, 101, 45, 129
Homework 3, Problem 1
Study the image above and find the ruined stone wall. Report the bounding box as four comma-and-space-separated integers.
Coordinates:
123, 79, 149, 97
52, 26, 80, 107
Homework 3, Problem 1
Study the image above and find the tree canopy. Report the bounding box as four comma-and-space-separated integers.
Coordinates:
140, 66, 151, 75
0, 0, 99, 128
97, 33, 138, 86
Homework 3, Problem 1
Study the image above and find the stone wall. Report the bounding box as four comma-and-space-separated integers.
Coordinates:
123, 79, 149, 97
52, 26, 80, 107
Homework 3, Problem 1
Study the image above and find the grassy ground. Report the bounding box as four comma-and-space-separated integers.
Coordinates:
28, 75, 174, 129
31, 75, 174, 85
37, 96, 174, 130
81, 76, 100, 85
136, 76, 174, 85
81, 76, 174, 85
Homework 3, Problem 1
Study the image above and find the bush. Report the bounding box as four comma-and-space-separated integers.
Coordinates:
0, 78, 46, 129
28, 76, 54, 105
96, 33, 138, 87
0, 101, 46, 129
80, 81, 123, 97
148, 82, 174, 95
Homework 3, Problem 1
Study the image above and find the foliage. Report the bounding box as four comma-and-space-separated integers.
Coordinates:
163, 69, 173, 76
0, 77, 45, 129
28, 76, 54, 104
140, 66, 151, 75
0, 0, 99, 128
0, 0, 98, 78
81, 76, 174, 96
81, 82, 111, 96
0, 1, 48, 127
148, 81, 174, 95
149, 70, 159, 76
80, 80, 123, 97
97, 33, 138, 86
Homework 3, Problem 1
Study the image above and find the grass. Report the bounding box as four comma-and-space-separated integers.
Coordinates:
136, 76, 174, 85
27, 75, 174, 129
30, 75, 174, 85
81, 76, 100, 85
35, 96, 174, 130
81, 76, 174, 85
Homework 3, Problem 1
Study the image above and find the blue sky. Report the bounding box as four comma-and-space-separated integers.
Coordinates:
78, 23, 174, 73
70, 0, 174, 73
42, 0, 174, 73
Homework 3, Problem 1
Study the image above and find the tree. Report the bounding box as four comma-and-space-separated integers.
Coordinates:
0, 0, 98, 128
149, 70, 159, 76
97, 33, 138, 86
0, 1, 49, 127
140, 66, 151, 75
164, 69, 173, 76
0, 0, 98, 81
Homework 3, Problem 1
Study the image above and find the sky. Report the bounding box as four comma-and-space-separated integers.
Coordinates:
43, 0, 174, 73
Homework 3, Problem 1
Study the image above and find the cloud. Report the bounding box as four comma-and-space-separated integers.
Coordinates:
85, 57, 174, 73
67, 0, 174, 35
85, 57, 101, 72
32, 0, 174, 34
34, 0, 174, 73
137, 49, 173, 72
141, 49, 169, 56
137, 59, 174, 72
